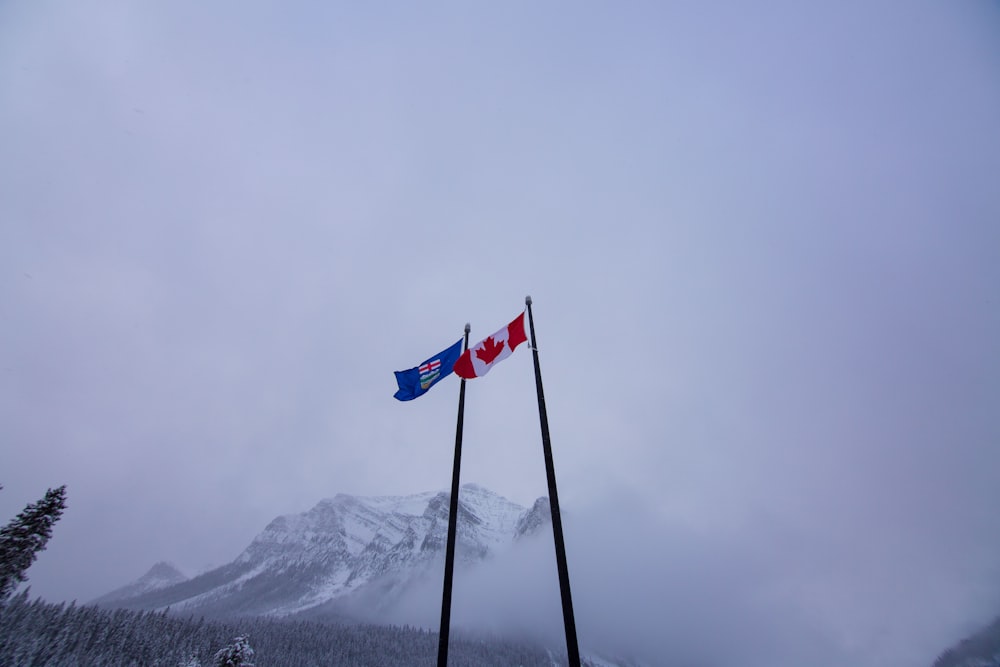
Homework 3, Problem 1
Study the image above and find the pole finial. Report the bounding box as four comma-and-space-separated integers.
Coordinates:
464, 323, 471, 334
525, 295, 532, 306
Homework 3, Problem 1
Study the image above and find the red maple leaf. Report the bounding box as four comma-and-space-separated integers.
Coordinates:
475, 336, 507, 365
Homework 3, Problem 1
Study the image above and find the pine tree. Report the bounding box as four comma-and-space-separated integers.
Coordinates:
213, 635, 255, 667
0, 484, 68, 601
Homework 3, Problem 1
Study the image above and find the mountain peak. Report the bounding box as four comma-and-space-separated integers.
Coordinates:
91, 561, 189, 606
96, 484, 551, 619
141, 561, 186, 582
459, 482, 488, 491
515, 496, 552, 539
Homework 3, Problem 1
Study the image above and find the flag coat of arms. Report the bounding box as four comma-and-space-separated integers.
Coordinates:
393, 339, 463, 401
453, 312, 527, 379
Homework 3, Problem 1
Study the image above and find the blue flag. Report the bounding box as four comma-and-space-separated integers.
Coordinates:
393, 339, 463, 401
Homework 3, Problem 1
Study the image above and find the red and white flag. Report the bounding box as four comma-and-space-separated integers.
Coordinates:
453, 312, 528, 379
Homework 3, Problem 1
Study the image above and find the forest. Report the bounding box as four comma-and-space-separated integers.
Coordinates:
0, 590, 567, 666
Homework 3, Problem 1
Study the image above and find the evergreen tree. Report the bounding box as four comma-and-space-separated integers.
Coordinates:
213, 635, 254, 667
0, 484, 68, 601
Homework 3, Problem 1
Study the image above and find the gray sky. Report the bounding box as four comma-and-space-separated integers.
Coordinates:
2, 1, 999, 664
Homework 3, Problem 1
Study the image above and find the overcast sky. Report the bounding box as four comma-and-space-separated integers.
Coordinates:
2, 1, 999, 665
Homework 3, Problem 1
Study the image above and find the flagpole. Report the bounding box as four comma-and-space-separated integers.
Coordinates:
525, 296, 581, 667
438, 323, 470, 667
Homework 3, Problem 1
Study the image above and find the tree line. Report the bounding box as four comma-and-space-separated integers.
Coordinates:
0, 592, 560, 666
0, 484, 586, 665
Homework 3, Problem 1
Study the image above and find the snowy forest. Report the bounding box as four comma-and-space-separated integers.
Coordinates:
0, 591, 571, 666
1, 482, 997, 665
0, 483, 604, 666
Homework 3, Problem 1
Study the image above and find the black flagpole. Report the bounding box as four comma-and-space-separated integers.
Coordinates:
525, 296, 581, 667
438, 323, 470, 667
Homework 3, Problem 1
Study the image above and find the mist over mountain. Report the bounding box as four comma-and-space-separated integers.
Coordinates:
92, 482, 1000, 667
933, 617, 1000, 667
97, 484, 551, 622
91, 561, 188, 606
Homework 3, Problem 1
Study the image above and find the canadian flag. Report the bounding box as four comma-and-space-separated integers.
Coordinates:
453, 312, 528, 379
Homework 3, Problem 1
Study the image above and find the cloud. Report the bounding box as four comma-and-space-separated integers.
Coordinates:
2, 1, 1000, 665
377, 484, 1000, 666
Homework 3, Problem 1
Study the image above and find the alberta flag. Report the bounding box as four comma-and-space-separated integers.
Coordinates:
393, 339, 463, 401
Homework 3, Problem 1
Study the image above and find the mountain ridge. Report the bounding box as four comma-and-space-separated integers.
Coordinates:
91, 561, 188, 606
95, 483, 551, 621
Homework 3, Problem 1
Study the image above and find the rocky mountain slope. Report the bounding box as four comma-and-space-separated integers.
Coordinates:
933, 616, 1000, 667
98, 484, 550, 619
91, 561, 188, 606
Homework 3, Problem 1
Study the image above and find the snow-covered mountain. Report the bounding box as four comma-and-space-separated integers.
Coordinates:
92, 562, 188, 606
98, 484, 550, 620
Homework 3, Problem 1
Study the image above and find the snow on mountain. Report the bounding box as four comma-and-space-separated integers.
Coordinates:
101, 484, 550, 619
515, 497, 552, 540
91, 561, 188, 605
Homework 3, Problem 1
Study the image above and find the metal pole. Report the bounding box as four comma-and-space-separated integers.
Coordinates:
525, 296, 581, 667
437, 323, 470, 667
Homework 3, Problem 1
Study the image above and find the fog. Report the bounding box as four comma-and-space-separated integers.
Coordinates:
375, 486, 1000, 666
2, 1, 999, 665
